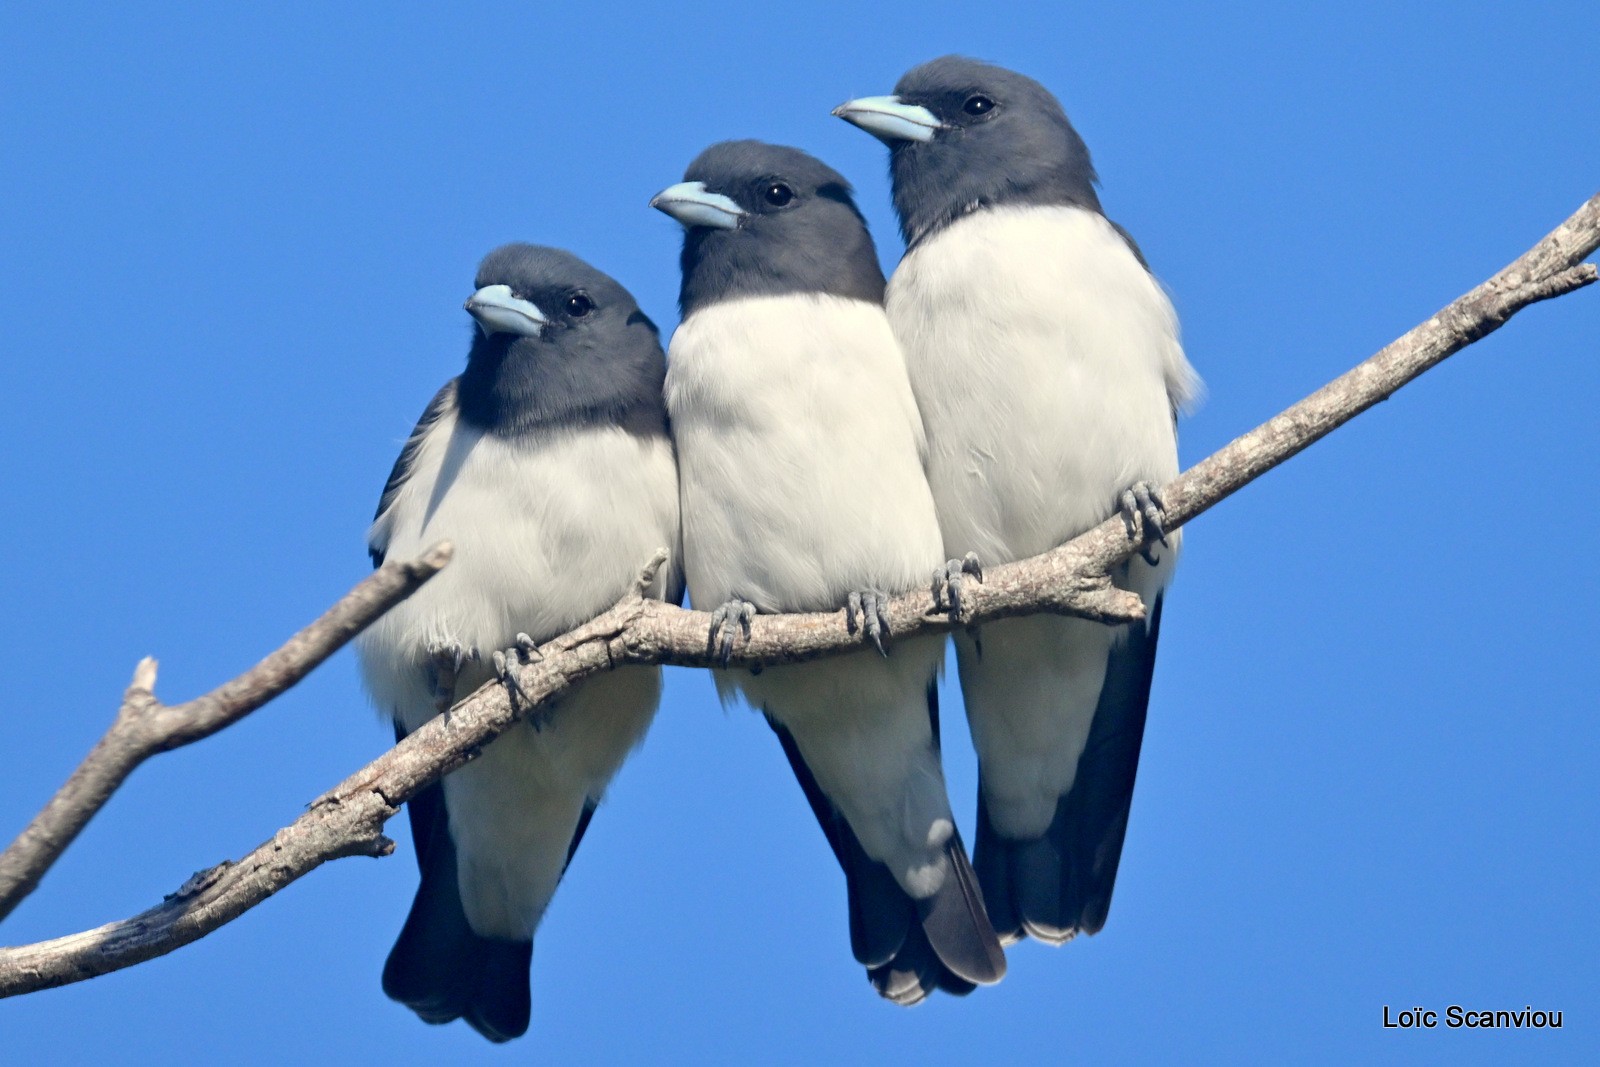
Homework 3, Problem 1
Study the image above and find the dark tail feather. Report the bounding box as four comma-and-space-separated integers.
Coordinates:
766, 713, 1004, 1002
869, 923, 975, 1005
973, 595, 1164, 943
919, 684, 1005, 979
973, 788, 1024, 944
382, 723, 533, 1043
919, 835, 1006, 983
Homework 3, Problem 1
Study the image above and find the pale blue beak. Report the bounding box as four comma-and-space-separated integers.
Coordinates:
650, 181, 746, 230
832, 95, 941, 144
464, 284, 549, 337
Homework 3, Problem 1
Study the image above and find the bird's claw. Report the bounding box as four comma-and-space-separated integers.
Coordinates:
930, 552, 984, 620
1118, 482, 1169, 565
846, 589, 891, 657
424, 640, 479, 715
707, 599, 755, 668
513, 632, 543, 661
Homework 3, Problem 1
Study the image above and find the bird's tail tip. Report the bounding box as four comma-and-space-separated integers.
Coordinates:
919, 836, 1007, 985
383, 879, 534, 1042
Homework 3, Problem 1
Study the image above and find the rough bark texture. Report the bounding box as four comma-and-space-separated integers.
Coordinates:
0, 193, 1594, 999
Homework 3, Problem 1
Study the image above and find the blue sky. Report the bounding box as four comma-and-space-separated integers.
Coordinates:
2, 2, 1596, 1064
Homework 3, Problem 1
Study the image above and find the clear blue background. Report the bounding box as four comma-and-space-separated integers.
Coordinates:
2, 3, 1596, 1064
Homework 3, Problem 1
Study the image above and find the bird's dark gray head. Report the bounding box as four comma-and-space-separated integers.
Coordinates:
650, 140, 885, 318
459, 243, 666, 438
835, 56, 1101, 249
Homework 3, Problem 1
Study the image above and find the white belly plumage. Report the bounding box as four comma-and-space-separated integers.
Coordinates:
356, 406, 680, 937
666, 293, 956, 895
887, 204, 1200, 837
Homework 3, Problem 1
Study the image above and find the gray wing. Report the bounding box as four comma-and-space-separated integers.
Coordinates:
765, 679, 1004, 1004
1107, 218, 1151, 272
972, 594, 1164, 942
381, 721, 535, 1043
369, 379, 458, 568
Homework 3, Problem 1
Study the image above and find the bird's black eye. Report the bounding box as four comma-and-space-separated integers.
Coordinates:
963, 94, 995, 116
763, 182, 794, 207
565, 292, 594, 317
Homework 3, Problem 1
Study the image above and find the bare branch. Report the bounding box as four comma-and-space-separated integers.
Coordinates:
0, 543, 454, 924
1, 193, 1593, 998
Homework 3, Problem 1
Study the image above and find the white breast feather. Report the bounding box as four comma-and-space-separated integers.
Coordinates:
665, 294, 943, 612
888, 204, 1199, 567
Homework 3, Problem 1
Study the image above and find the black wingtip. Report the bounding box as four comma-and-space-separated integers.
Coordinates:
382, 873, 534, 1042
972, 595, 1165, 945
766, 712, 1002, 1003
462, 940, 534, 1043
847, 848, 916, 968
973, 787, 1025, 945
383, 728, 535, 1044
868, 924, 940, 1005
866, 920, 984, 1005
854, 832, 1005, 997
382, 835, 475, 1019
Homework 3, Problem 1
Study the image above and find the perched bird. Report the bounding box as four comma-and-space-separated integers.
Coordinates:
836, 57, 1202, 945
651, 140, 1005, 1004
356, 244, 682, 1041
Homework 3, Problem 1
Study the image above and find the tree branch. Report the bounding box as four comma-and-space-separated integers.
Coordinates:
1, 193, 1593, 998
0, 543, 455, 924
